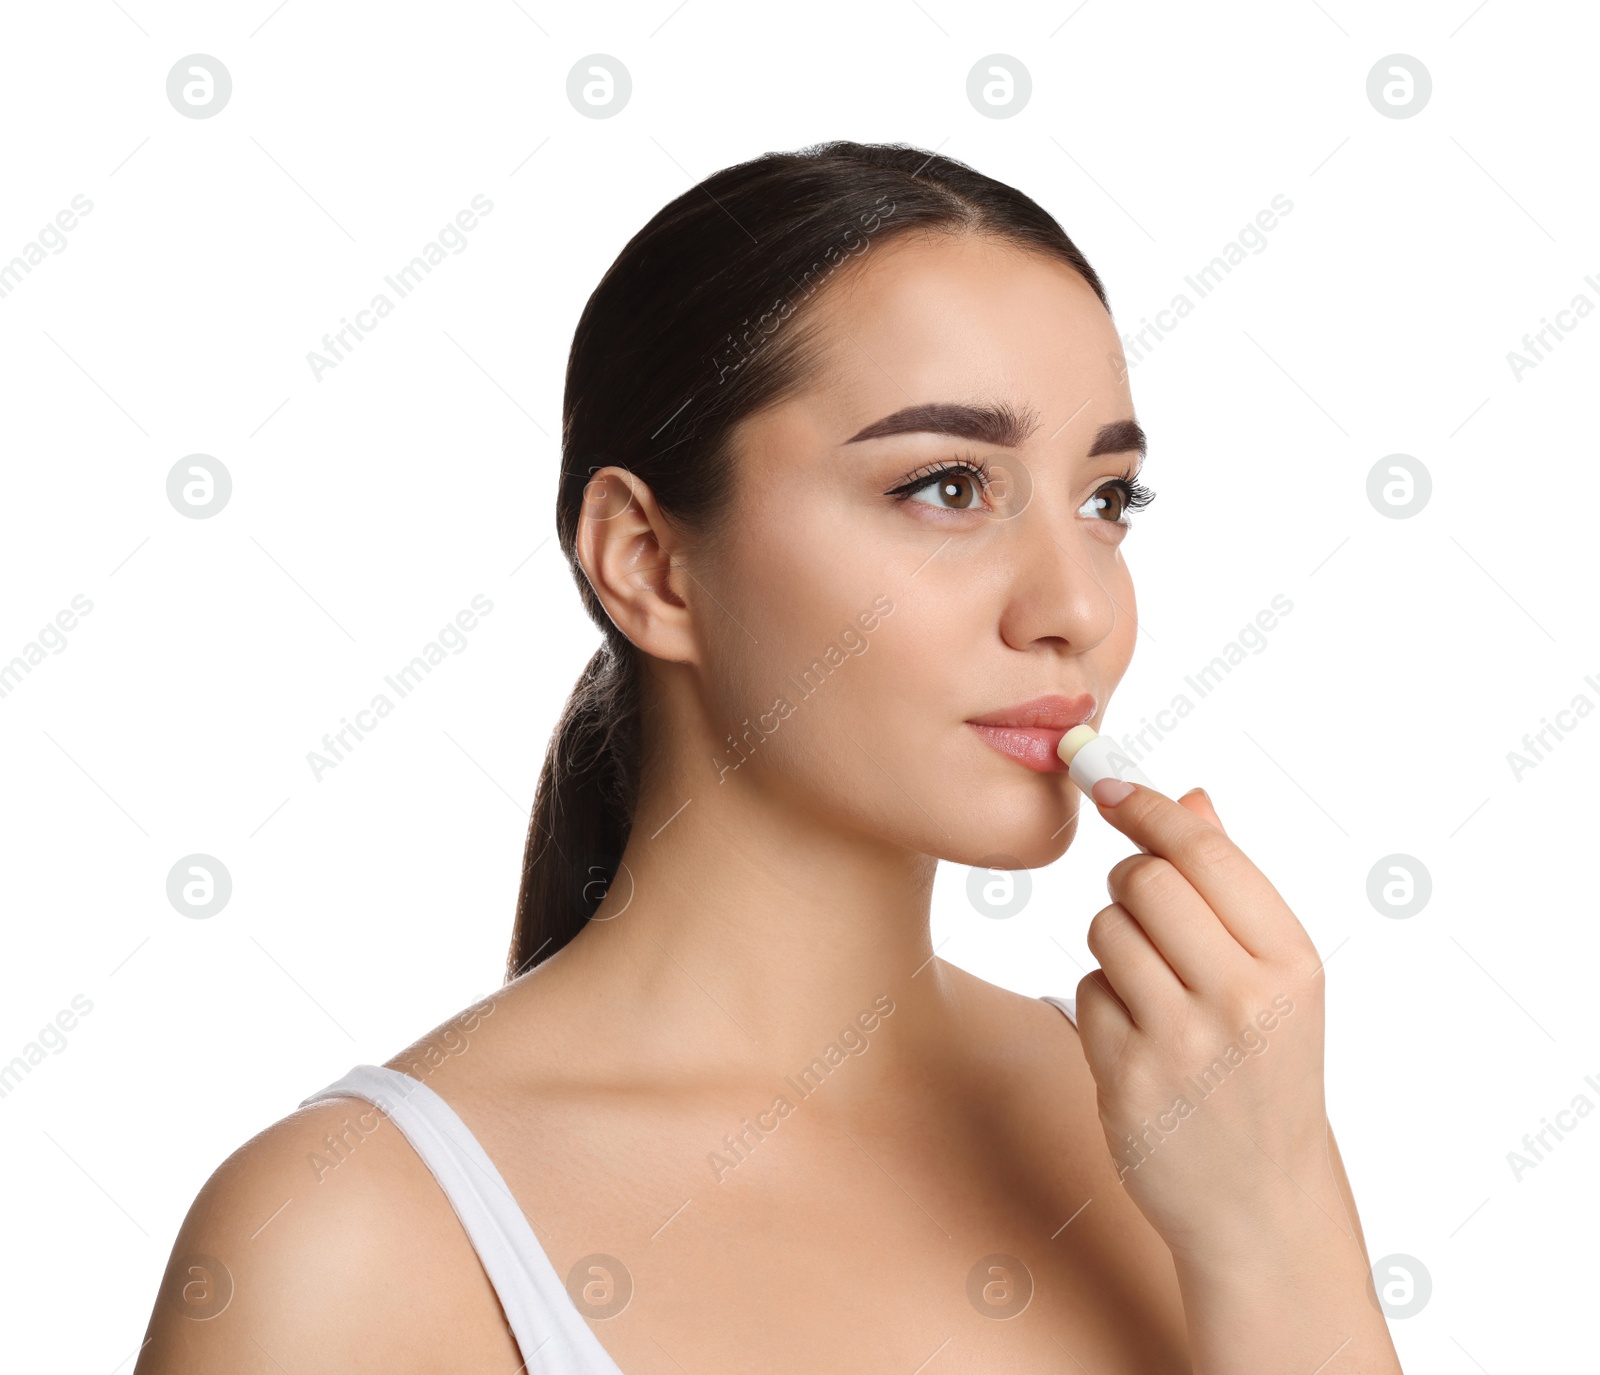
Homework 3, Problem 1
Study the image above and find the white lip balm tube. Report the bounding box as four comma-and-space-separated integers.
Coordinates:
1057, 724, 1156, 793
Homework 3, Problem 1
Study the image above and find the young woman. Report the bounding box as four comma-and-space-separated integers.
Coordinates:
138, 142, 1401, 1374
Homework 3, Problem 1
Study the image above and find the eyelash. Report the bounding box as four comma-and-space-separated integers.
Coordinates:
884, 454, 1157, 521
885, 454, 995, 501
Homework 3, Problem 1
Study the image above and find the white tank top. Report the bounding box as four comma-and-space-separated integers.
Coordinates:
300, 995, 1078, 1371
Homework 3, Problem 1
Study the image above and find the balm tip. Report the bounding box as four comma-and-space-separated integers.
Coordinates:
1058, 722, 1157, 793
1057, 723, 1099, 767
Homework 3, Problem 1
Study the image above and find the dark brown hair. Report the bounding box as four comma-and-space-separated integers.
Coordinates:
506, 140, 1109, 981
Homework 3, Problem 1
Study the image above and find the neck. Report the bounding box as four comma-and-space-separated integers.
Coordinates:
530, 733, 969, 1094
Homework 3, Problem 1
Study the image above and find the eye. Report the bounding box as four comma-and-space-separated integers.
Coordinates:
886, 457, 992, 511
1079, 474, 1156, 525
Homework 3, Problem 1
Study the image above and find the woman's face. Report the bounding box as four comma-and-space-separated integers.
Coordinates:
691, 230, 1143, 868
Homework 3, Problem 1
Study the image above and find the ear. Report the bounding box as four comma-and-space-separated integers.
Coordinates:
574, 466, 697, 663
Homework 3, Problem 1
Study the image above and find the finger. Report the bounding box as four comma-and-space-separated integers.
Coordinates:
1104, 855, 1251, 990
1178, 786, 1226, 836
1085, 901, 1186, 1031
1089, 780, 1295, 959
1074, 968, 1135, 1058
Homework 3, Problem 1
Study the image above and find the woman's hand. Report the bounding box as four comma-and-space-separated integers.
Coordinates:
1074, 777, 1339, 1268
1074, 779, 1404, 1372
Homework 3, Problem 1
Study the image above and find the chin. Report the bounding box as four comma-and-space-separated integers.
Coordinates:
934, 793, 1080, 870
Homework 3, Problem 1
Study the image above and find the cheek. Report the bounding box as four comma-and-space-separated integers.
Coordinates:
698, 488, 1145, 859
698, 493, 969, 797
1099, 553, 1140, 681
705, 512, 897, 725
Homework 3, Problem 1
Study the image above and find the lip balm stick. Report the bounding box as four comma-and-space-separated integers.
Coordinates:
1057, 725, 1156, 793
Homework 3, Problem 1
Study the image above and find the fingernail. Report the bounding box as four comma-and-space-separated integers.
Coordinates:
1092, 778, 1136, 806
1181, 786, 1211, 806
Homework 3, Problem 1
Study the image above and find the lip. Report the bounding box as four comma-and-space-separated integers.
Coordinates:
965, 693, 1097, 773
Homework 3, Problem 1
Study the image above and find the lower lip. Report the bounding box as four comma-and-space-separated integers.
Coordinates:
967, 723, 1073, 773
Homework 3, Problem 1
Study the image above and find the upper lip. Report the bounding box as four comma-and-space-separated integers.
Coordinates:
965, 693, 1097, 730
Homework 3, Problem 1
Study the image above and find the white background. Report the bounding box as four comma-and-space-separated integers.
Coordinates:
2, 1, 1595, 1368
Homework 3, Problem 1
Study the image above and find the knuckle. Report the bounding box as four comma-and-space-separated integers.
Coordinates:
1076, 969, 1115, 1015
1177, 825, 1234, 873
1086, 903, 1131, 957
1103, 855, 1135, 899
1220, 985, 1262, 1030
1295, 926, 1323, 965
1165, 1008, 1211, 1062
1120, 856, 1178, 907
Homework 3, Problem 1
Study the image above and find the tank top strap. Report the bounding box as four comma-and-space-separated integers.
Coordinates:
301, 1065, 625, 1374
1039, 993, 1079, 1027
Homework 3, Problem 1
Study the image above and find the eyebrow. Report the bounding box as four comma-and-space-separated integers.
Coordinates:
1085, 417, 1147, 459
845, 401, 1145, 458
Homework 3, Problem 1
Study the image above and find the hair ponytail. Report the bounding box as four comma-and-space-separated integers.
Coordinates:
506, 638, 640, 979
506, 140, 1107, 981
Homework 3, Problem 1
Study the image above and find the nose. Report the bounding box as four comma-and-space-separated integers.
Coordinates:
995, 509, 1124, 656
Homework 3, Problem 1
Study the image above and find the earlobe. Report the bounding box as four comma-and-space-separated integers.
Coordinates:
575, 466, 696, 662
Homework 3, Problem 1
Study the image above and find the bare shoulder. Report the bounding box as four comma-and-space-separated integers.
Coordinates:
377, 985, 510, 1084
938, 959, 1086, 1069
937, 964, 1136, 1191
133, 1087, 515, 1374
930, 959, 1099, 1138
939, 962, 1186, 1318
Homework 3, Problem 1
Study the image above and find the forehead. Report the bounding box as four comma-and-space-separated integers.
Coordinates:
790, 229, 1128, 436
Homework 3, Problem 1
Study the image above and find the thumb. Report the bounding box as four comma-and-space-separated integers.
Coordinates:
1178, 786, 1226, 835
